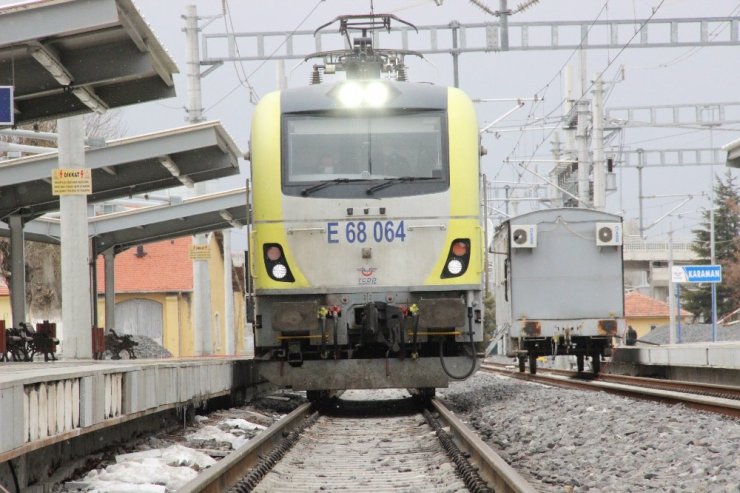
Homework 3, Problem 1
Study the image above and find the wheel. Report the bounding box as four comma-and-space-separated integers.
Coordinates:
576, 354, 584, 372
528, 354, 537, 374
306, 390, 329, 402
420, 387, 436, 398
591, 352, 601, 374
518, 355, 526, 373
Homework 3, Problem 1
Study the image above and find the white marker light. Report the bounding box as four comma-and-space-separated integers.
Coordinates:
272, 264, 288, 279
364, 81, 389, 107
337, 82, 364, 108
447, 259, 463, 275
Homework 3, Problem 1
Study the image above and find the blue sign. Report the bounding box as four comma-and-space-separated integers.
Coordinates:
672, 265, 722, 283
0, 86, 13, 126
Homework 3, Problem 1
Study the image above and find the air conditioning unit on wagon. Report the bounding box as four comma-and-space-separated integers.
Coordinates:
511, 224, 537, 248
595, 222, 622, 246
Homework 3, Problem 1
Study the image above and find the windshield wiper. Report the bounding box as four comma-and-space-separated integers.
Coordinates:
366, 176, 438, 195
301, 178, 365, 196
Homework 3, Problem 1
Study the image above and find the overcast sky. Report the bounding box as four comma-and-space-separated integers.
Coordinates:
19, 0, 740, 241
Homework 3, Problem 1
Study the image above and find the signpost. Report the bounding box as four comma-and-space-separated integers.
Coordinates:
189, 245, 211, 260
671, 264, 722, 342
0, 86, 13, 126
671, 265, 722, 284
52, 168, 93, 195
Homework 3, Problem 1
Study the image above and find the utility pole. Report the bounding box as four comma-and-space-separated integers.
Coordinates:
576, 98, 591, 207
668, 223, 676, 344
591, 74, 605, 210
185, 4, 212, 356
499, 0, 509, 51
563, 65, 577, 182
708, 125, 717, 342
637, 149, 645, 238
549, 132, 563, 207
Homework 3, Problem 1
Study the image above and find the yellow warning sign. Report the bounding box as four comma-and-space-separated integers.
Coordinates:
52, 168, 92, 195
189, 245, 212, 260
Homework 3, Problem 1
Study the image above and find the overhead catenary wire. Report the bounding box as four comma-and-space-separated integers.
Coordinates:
511, 0, 668, 180
206, 0, 326, 112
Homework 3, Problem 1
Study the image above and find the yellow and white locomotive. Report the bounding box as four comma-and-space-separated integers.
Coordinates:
246, 15, 484, 397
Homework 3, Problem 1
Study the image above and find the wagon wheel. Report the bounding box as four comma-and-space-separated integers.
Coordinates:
576, 354, 584, 372
591, 351, 601, 374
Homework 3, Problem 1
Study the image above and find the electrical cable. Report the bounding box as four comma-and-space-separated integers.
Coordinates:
207, 0, 325, 112
512, 0, 668, 181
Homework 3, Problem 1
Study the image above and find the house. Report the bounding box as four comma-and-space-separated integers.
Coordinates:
0, 277, 9, 326
624, 290, 692, 338
95, 234, 247, 357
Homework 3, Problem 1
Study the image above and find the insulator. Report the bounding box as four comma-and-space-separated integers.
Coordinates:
310, 65, 322, 85
397, 64, 407, 82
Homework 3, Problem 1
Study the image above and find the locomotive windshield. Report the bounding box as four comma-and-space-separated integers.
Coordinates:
282, 111, 448, 197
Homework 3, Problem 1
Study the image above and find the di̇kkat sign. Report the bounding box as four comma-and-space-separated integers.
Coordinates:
188, 245, 212, 261
52, 168, 92, 195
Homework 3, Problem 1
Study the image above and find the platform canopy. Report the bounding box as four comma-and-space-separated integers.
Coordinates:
0, 187, 248, 252
724, 137, 740, 168
0, 0, 178, 125
0, 121, 244, 222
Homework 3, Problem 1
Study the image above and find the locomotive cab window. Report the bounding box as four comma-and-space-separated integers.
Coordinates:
282, 111, 449, 197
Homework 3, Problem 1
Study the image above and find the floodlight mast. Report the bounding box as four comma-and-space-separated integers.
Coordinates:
306, 14, 423, 82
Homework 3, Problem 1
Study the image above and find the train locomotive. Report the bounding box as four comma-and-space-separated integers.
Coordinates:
246, 15, 484, 397
492, 207, 625, 374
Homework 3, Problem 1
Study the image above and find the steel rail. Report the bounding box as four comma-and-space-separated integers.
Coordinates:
482, 362, 740, 400
431, 397, 538, 493
178, 402, 314, 493
481, 363, 740, 418
180, 394, 540, 492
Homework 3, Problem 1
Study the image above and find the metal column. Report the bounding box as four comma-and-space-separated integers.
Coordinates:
8, 214, 25, 326
104, 249, 116, 331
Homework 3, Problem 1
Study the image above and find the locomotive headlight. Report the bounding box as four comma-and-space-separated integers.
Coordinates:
447, 259, 463, 275
272, 264, 288, 279
364, 81, 388, 107
337, 82, 364, 108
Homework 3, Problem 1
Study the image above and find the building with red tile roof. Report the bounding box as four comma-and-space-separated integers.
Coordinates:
625, 290, 692, 338
0, 277, 9, 326
95, 237, 193, 293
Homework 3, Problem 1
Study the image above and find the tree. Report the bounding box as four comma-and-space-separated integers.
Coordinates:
0, 113, 125, 323
681, 170, 740, 320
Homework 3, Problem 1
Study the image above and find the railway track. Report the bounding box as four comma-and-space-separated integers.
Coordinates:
180, 390, 537, 493
481, 362, 740, 418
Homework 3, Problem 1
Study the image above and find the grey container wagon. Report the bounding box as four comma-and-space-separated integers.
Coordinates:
492, 208, 625, 374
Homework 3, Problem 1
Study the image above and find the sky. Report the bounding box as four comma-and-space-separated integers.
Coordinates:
10, 0, 740, 242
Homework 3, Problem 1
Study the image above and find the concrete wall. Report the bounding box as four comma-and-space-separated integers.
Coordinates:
0, 297, 10, 325
0, 359, 254, 462
627, 316, 691, 339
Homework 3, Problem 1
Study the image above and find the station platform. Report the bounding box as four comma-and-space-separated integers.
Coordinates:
0, 357, 260, 463
609, 342, 740, 385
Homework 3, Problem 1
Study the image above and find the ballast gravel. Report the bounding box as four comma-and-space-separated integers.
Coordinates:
439, 371, 740, 493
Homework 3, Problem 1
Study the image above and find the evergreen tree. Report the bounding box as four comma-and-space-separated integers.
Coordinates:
682, 171, 740, 320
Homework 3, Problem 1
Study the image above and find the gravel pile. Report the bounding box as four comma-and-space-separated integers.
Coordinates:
103, 335, 173, 359
640, 324, 740, 344
440, 372, 740, 492
131, 335, 173, 359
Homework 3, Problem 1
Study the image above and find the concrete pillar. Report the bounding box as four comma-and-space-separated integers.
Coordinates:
104, 249, 116, 330
9, 214, 25, 326
224, 230, 234, 355
59, 115, 92, 359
